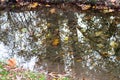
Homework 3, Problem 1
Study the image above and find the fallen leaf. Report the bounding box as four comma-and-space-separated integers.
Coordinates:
28, 2, 38, 9
45, 4, 50, 7
49, 8, 56, 14
110, 0, 116, 3
7, 58, 16, 68
52, 38, 59, 46
81, 5, 91, 10
116, 57, 120, 61
95, 31, 103, 36
110, 41, 118, 48
64, 37, 69, 41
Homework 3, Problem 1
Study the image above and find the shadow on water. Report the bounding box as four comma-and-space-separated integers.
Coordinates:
0, 9, 120, 80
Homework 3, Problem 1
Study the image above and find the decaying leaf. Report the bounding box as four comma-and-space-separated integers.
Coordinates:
7, 58, 16, 68
52, 38, 59, 46
49, 8, 56, 14
116, 56, 120, 61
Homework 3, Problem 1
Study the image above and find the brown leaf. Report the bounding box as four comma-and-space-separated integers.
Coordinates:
49, 8, 56, 14
81, 5, 91, 10
7, 58, 16, 68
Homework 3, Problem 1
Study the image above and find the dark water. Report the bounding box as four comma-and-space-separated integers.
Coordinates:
0, 10, 120, 80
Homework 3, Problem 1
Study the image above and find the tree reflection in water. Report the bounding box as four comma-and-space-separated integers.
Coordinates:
0, 10, 120, 79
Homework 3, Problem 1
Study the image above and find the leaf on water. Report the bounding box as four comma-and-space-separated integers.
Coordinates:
76, 59, 82, 62
47, 23, 51, 28
81, 5, 91, 10
110, 41, 118, 48
63, 37, 69, 43
103, 9, 114, 13
45, 4, 51, 7
21, 28, 27, 33
64, 37, 69, 41
110, 0, 116, 3
116, 57, 120, 61
95, 31, 103, 36
7, 58, 16, 68
49, 8, 56, 14
97, 44, 104, 48
101, 52, 110, 57
52, 38, 59, 46
28, 2, 38, 9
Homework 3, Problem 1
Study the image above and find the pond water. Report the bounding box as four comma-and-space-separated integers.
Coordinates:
0, 9, 120, 80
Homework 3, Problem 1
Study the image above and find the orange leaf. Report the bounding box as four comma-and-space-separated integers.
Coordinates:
52, 38, 59, 46
28, 2, 38, 9
49, 8, 56, 14
7, 58, 16, 68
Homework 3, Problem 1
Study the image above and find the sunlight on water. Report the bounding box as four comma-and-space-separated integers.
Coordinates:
15, 55, 38, 71
0, 42, 9, 61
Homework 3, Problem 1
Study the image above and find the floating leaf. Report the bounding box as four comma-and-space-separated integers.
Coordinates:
47, 23, 51, 28
95, 31, 103, 36
52, 38, 59, 46
45, 4, 50, 7
116, 57, 120, 61
97, 44, 104, 48
103, 9, 114, 13
81, 5, 91, 10
49, 8, 56, 14
64, 37, 69, 41
28, 2, 38, 9
21, 28, 27, 33
110, 41, 118, 48
63, 37, 69, 43
7, 58, 16, 68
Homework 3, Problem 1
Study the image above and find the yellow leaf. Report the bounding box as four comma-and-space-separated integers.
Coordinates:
47, 23, 51, 28
97, 44, 104, 48
95, 31, 103, 36
45, 4, 50, 7
28, 2, 38, 9
50, 8, 56, 14
52, 38, 59, 46
76, 59, 82, 62
110, 41, 118, 48
64, 37, 69, 41
7, 58, 16, 68
81, 5, 91, 10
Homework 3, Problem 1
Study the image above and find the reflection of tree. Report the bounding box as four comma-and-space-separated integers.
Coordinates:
0, 10, 120, 79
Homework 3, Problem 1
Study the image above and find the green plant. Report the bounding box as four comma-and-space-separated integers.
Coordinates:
39, 74, 46, 80
0, 63, 9, 80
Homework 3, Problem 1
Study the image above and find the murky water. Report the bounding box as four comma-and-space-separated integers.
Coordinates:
0, 9, 120, 80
